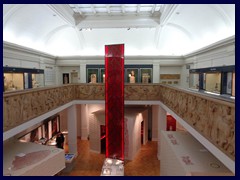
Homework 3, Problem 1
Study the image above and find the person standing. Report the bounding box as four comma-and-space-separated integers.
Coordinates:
56, 133, 65, 149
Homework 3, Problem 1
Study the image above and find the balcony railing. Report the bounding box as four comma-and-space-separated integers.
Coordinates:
3, 83, 235, 161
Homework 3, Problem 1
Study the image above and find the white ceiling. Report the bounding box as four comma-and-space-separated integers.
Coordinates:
3, 4, 235, 56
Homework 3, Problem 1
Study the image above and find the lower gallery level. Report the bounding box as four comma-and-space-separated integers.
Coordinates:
3, 102, 234, 176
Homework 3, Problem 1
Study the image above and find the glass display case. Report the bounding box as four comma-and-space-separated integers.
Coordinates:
32, 73, 44, 88
189, 73, 199, 90
86, 64, 153, 84
126, 68, 138, 83
140, 68, 152, 83
232, 72, 235, 97
226, 72, 233, 95
3, 67, 44, 92
205, 72, 221, 94
87, 68, 99, 83
19, 115, 60, 145
4, 73, 24, 92
100, 68, 105, 83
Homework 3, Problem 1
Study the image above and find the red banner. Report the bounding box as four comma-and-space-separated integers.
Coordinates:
105, 44, 124, 160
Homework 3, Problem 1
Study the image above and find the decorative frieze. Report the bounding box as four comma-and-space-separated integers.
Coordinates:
159, 85, 235, 160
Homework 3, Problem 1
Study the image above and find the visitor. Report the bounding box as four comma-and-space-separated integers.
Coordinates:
56, 133, 65, 149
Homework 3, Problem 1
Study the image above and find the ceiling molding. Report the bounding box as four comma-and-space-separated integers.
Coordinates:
3, 4, 25, 27
56, 55, 183, 61
44, 25, 70, 45
160, 4, 179, 26
73, 4, 82, 15
166, 23, 193, 39
3, 41, 56, 59
208, 4, 233, 27
75, 15, 160, 29
74, 27, 85, 49
47, 4, 75, 26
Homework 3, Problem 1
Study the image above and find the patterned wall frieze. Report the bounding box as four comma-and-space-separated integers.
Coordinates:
3, 85, 75, 131
75, 84, 105, 100
125, 84, 161, 100
159, 85, 235, 160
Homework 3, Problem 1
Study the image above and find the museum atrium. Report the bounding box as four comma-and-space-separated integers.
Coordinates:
3, 4, 235, 176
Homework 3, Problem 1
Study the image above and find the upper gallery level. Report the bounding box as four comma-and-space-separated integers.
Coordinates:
3, 83, 235, 164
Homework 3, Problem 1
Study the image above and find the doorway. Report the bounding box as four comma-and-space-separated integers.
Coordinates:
63, 73, 69, 84
100, 125, 106, 154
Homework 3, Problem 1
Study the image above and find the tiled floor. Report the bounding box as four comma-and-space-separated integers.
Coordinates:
60, 138, 160, 176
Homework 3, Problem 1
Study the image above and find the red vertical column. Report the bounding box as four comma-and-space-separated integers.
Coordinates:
105, 44, 124, 160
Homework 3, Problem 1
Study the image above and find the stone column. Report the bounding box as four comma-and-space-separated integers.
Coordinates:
80, 60, 86, 83
80, 104, 88, 140
67, 105, 78, 155
158, 105, 167, 160
153, 61, 160, 83
152, 105, 159, 141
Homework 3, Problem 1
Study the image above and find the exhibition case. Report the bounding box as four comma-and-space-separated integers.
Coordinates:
19, 115, 60, 145
3, 67, 44, 92
189, 65, 235, 97
86, 64, 153, 84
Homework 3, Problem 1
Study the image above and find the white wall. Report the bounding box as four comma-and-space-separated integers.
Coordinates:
142, 109, 148, 145
152, 105, 159, 141
125, 112, 142, 160
3, 42, 57, 86
4, 37, 235, 89
180, 65, 191, 89
89, 112, 105, 153
42, 64, 57, 86
185, 39, 235, 69
59, 109, 68, 132
80, 104, 89, 140
76, 104, 81, 137
87, 104, 105, 115
160, 66, 182, 74
57, 66, 80, 85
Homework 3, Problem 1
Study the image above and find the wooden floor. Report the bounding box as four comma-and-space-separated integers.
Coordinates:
60, 138, 160, 176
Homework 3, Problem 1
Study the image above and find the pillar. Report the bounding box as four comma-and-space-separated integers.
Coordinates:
80, 104, 88, 140
80, 60, 86, 83
67, 105, 78, 155
152, 105, 159, 141
153, 61, 160, 83
105, 44, 124, 160
158, 105, 167, 160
